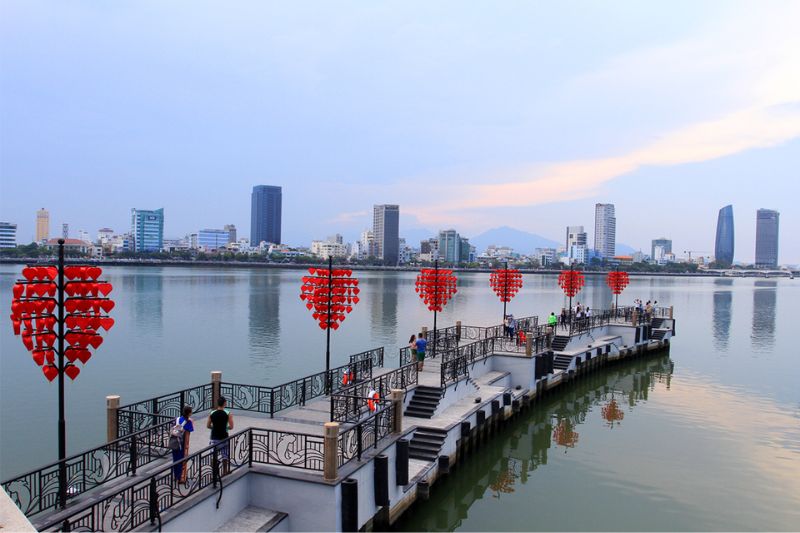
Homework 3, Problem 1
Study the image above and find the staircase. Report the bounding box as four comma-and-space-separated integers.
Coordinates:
408, 427, 448, 462
650, 329, 666, 341
551, 335, 570, 352
651, 318, 665, 328
553, 354, 574, 371
405, 385, 444, 419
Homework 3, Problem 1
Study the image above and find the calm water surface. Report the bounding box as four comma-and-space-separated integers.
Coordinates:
1, 266, 798, 530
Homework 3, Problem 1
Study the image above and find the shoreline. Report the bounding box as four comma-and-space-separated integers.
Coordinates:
0, 257, 794, 277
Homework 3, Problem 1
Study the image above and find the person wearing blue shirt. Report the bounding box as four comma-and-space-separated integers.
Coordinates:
172, 405, 194, 483
415, 333, 428, 371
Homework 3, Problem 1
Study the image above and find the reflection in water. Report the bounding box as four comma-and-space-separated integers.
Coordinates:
123, 272, 163, 333
396, 356, 673, 532
248, 273, 280, 365
369, 274, 399, 343
751, 281, 777, 351
712, 279, 733, 351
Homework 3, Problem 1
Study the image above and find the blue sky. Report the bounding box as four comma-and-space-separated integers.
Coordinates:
1, 1, 798, 263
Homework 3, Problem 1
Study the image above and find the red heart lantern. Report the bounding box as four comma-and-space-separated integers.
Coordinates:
65, 365, 80, 380
42, 365, 58, 382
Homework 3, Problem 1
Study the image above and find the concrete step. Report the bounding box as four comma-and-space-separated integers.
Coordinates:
215, 506, 287, 532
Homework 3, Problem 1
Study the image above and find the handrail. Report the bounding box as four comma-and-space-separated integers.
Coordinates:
330, 362, 417, 421
2, 415, 176, 519
37, 411, 394, 532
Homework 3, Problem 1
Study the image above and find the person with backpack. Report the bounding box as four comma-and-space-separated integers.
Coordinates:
170, 405, 194, 483
207, 396, 234, 474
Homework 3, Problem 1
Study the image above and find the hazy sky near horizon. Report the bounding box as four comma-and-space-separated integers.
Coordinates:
1, 1, 798, 263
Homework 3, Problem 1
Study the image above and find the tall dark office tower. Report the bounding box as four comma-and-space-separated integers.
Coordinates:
754, 209, 779, 268
373, 205, 399, 266
251, 186, 282, 246
714, 205, 734, 267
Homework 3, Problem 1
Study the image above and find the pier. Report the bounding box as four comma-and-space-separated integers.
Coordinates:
2, 306, 675, 532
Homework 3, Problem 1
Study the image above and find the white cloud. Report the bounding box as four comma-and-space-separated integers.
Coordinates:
393, 2, 800, 229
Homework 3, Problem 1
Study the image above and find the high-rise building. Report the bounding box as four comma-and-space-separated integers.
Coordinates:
131, 208, 164, 252
357, 229, 374, 259
754, 209, 779, 268
251, 185, 282, 246
36, 209, 49, 242
714, 205, 734, 267
0, 222, 17, 248
373, 205, 399, 266
565, 226, 587, 261
224, 224, 237, 244
438, 229, 460, 263
62, 223, 69, 239
651, 238, 672, 262
594, 203, 616, 258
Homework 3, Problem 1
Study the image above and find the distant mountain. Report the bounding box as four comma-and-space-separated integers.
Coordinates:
615, 243, 639, 255
468, 226, 560, 255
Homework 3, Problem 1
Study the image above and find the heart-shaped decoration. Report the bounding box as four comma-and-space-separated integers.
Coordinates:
32, 350, 45, 366
100, 300, 115, 313
12, 318, 21, 335
65, 365, 80, 380
12, 284, 24, 298
42, 365, 58, 382
88, 335, 103, 349
22, 267, 38, 281
99, 317, 114, 330
97, 283, 112, 296
75, 349, 92, 364
65, 348, 79, 363
87, 267, 102, 280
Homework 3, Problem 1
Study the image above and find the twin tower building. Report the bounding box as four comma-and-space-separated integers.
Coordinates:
714, 205, 780, 268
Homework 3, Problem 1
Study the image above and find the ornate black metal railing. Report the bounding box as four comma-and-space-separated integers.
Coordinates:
116, 384, 213, 438
330, 362, 417, 421
330, 395, 391, 423
440, 337, 496, 388
349, 347, 384, 368
338, 402, 395, 466
3, 416, 176, 520
221, 358, 373, 418
36, 425, 328, 532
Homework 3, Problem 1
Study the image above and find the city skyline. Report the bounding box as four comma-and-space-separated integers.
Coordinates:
1, 2, 798, 262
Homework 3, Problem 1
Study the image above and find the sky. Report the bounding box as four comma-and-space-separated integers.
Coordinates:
1, 1, 798, 263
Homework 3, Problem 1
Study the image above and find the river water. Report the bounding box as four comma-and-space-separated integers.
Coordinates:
1, 266, 798, 530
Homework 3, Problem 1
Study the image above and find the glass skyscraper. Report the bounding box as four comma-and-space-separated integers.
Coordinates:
251, 185, 282, 246
131, 208, 164, 252
373, 204, 399, 266
714, 205, 734, 267
754, 209, 779, 268
198, 229, 230, 251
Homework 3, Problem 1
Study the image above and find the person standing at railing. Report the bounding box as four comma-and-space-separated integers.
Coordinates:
645, 301, 653, 323
171, 405, 194, 484
547, 312, 557, 348
508, 315, 517, 339
560, 308, 568, 330
415, 333, 427, 371
207, 396, 234, 475
408, 334, 417, 366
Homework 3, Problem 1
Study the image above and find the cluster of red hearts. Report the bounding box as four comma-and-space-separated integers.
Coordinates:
415, 269, 458, 312
489, 268, 524, 302
557, 270, 585, 298
605, 271, 630, 295
9, 265, 115, 382
299, 268, 360, 330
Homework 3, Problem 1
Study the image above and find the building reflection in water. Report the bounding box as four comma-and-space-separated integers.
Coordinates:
248, 272, 280, 364
368, 273, 399, 345
712, 279, 733, 352
751, 280, 777, 351
395, 355, 674, 531
123, 270, 163, 334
